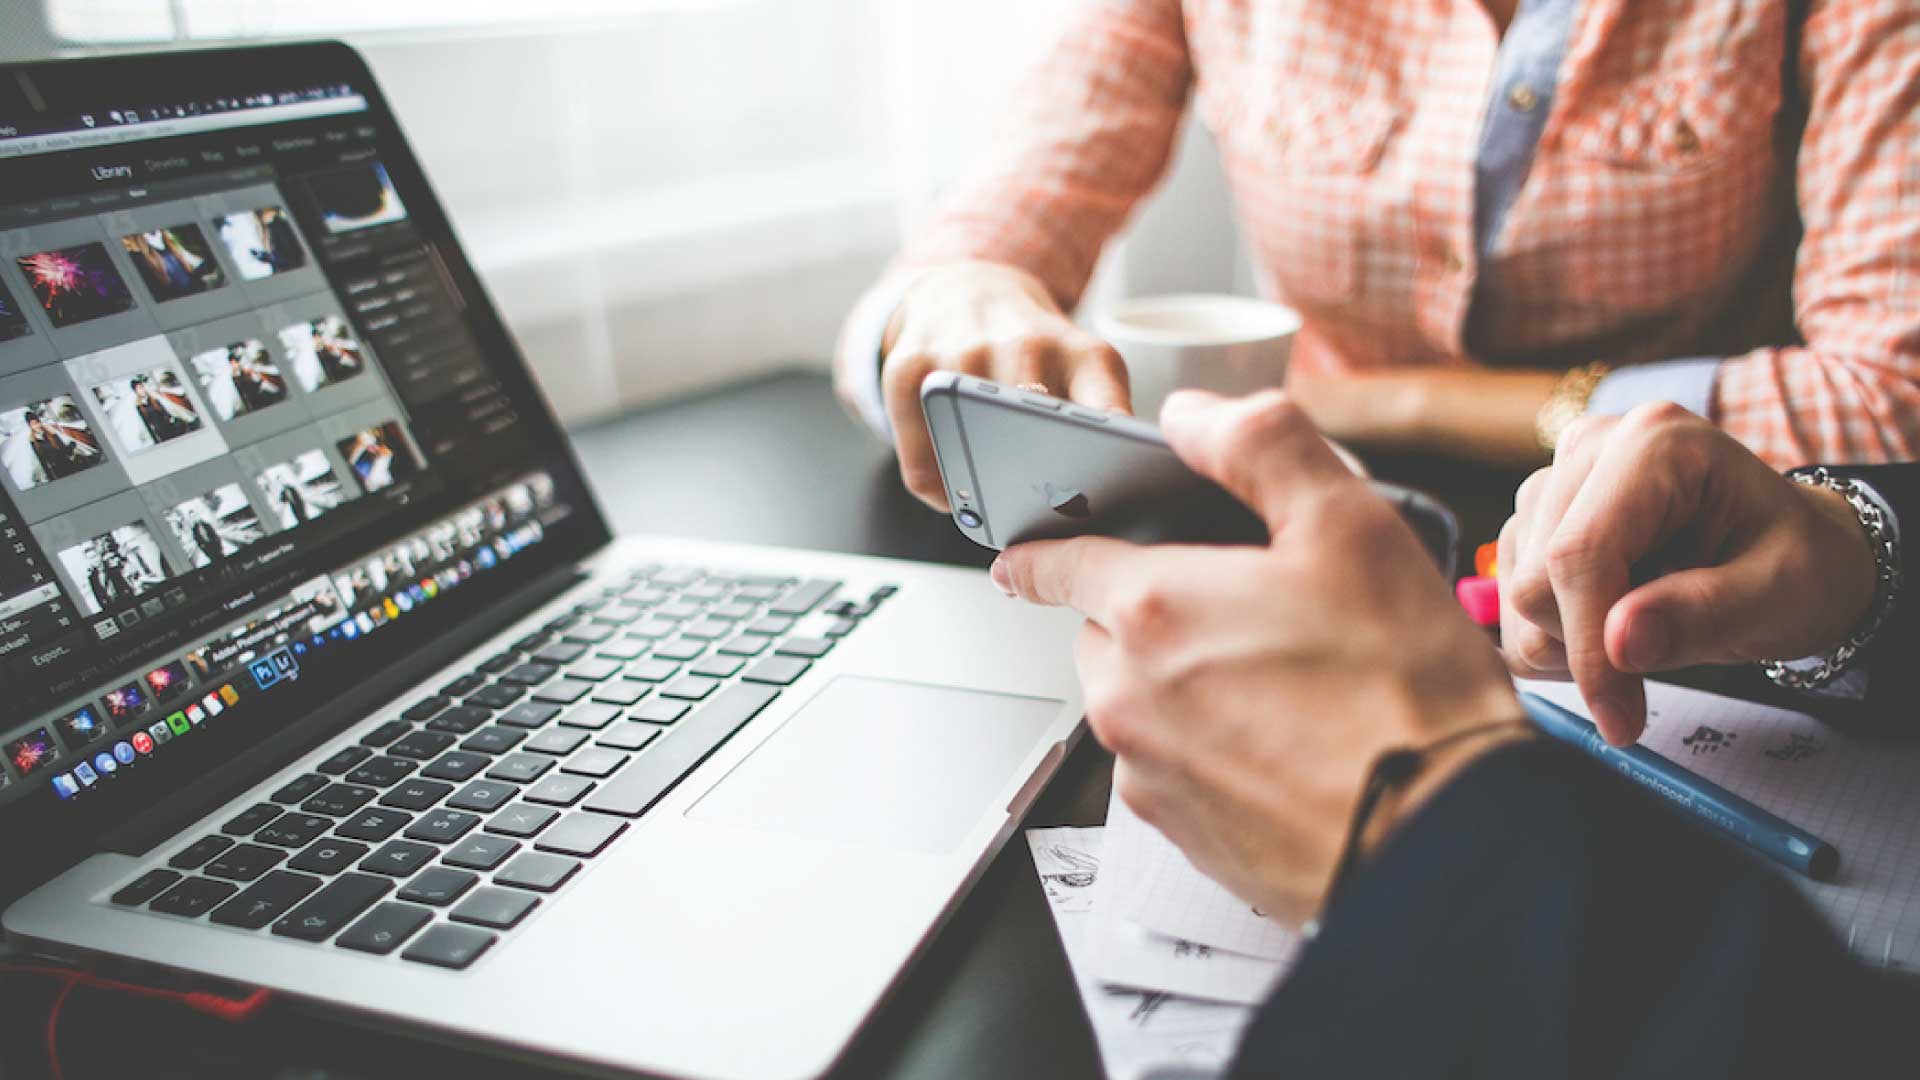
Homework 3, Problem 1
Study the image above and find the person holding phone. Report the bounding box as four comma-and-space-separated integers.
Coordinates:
990, 390, 1909, 1075
840, 0, 1920, 506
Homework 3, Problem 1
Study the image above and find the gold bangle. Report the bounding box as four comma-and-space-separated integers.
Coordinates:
1535, 361, 1611, 457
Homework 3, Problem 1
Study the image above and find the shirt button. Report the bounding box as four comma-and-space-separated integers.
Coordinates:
1443, 250, 1465, 274
1672, 120, 1701, 154
1507, 84, 1539, 112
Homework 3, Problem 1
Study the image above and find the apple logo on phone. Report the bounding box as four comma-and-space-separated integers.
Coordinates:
1036, 482, 1092, 519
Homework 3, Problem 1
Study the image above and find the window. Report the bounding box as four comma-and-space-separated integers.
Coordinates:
47, 0, 708, 44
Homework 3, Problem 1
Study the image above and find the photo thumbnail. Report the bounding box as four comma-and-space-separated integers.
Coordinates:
189, 339, 286, 421
217, 207, 307, 280
310, 162, 409, 234
333, 555, 389, 610
165, 483, 264, 568
54, 704, 109, 751
102, 682, 151, 727
5, 727, 58, 777
0, 395, 107, 492
292, 575, 348, 633
120, 224, 226, 302
57, 519, 171, 615
279, 314, 368, 392
144, 659, 192, 704
338, 420, 417, 494
15, 244, 136, 328
0, 279, 32, 341
89, 366, 204, 456
257, 449, 347, 529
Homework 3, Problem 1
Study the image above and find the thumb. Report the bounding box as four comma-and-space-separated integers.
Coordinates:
1604, 560, 1781, 674
1159, 389, 1359, 536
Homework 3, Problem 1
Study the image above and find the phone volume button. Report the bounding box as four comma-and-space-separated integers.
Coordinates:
1018, 394, 1062, 411
1066, 408, 1109, 423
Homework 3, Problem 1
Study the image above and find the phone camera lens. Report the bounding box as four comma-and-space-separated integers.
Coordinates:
957, 508, 982, 528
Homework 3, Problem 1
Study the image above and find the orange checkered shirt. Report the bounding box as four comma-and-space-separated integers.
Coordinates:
841, 0, 1920, 466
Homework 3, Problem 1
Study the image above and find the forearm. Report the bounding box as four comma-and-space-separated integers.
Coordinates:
1298, 367, 1558, 470
1232, 740, 1884, 1078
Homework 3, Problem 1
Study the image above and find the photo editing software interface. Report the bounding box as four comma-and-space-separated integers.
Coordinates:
0, 81, 577, 811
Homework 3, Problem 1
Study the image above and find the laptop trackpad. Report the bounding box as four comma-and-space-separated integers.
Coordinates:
687, 676, 1062, 854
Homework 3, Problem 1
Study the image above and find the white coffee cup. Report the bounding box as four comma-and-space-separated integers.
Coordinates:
1092, 293, 1301, 423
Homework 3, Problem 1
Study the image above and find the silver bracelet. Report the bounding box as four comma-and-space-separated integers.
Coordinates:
1761, 468, 1903, 691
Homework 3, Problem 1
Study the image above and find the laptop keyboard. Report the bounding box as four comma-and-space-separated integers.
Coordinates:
107, 563, 896, 971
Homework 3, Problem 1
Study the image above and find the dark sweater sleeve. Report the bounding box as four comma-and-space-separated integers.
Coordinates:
1228, 740, 1897, 1079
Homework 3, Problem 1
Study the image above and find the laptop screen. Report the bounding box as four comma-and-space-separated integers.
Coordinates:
0, 46, 609, 870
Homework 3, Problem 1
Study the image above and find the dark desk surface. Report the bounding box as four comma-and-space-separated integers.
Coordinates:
7, 370, 1525, 1080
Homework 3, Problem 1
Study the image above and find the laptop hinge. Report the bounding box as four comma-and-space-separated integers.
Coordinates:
97, 561, 593, 857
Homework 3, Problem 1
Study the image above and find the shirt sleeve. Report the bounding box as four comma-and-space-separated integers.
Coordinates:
1587, 357, 1721, 420
1707, 1, 1920, 468
1230, 739, 1894, 1079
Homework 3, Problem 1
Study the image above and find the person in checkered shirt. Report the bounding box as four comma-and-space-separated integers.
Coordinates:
838, 0, 1920, 509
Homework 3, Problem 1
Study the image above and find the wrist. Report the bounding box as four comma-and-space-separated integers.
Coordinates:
1800, 485, 1880, 646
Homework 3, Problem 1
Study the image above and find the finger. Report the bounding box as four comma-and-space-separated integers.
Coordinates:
1604, 558, 1791, 674
1158, 389, 1359, 536
991, 535, 1145, 627
882, 352, 949, 510
1063, 339, 1132, 415
1512, 425, 1612, 638
999, 337, 1064, 397
1503, 622, 1570, 679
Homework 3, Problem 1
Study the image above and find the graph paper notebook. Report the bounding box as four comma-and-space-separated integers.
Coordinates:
1521, 679, 1920, 974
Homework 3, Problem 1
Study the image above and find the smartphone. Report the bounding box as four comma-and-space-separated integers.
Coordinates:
919, 373, 1459, 569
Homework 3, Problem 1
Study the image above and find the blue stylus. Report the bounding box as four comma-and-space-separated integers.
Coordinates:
1519, 691, 1840, 882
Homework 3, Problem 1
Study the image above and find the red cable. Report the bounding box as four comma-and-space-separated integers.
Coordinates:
3, 964, 271, 1078
45, 977, 75, 1080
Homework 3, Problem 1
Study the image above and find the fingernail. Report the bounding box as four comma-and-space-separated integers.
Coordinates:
1621, 614, 1670, 673
1590, 696, 1635, 745
988, 557, 1014, 597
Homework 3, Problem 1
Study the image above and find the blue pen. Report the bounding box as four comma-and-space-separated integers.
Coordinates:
1518, 691, 1840, 882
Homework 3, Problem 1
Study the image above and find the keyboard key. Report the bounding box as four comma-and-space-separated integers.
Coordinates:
318, 745, 373, 774
439, 673, 488, 697
680, 619, 732, 641
524, 728, 588, 756
345, 757, 417, 788
592, 604, 643, 626
562, 748, 628, 778
446, 779, 520, 813
596, 724, 659, 752
596, 639, 648, 662
273, 873, 392, 941
289, 837, 371, 875
422, 751, 492, 782
558, 703, 620, 731
498, 702, 563, 729
743, 616, 794, 636
775, 637, 834, 660
660, 676, 720, 701
622, 586, 671, 607
689, 655, 743, 679
734, 585, 782, 602
651, 601, 702, 621
561, 622, 615, 644
501, 661, 558, 686
514, 631, 553, 653
381, 778, 455, 811
211, 871, 321, 929
588, 683, 781, 818
255, 813, 332, 848
532, 642, 588, 665
388, 730, 457, 761
337, 807, 413, 842
205, 843, 286, 882
717, 636, 769, 657
169, 835, 234, 870
222, 803, 282, 836
651, 639, 706, 662
742, 657, 811, 686
397, 866, 480, 906
590, 681, 648, 707
403, 696, 451, 722
524, 773, 596, 807
150, 877, 238, 917
478, 652, 518, 675
770, 579, 840, 616
485, 753, 553, 783
361, 720, 411, 748
485, 803, 558, 838
708, 601, 756, 621
458, 722, 526, 749
467, 683, 526, 710
425, 706, 491, 734
535, 814, 627, 858
361, 840, 439, 877
443, 834, 520, 871
649, 566, 702, 587
451, 887, 540, 930
632, 699, 689, 726
681, 584, 727, 602
823, 618, 858, 638
337, 902, 433, 955
112, 868, 181, 906
271, 774, 330, 804
532, 680, 593, 705
565, 658, 623, 682
495, 852, 580, 893
303, 783, 379, 816
626, 620, 677, 640
404, 809, 482, 844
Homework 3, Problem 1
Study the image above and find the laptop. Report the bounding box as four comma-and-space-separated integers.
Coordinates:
0, 43, 1084, 1079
